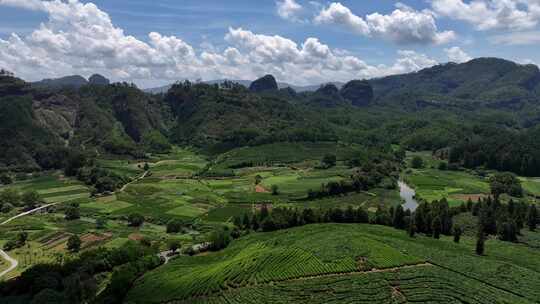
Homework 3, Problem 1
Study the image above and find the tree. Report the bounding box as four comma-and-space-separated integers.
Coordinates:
392, 205, 406, 229
408, 217, 416, 238
208, 229, 231, 251
16, 231, 28, 246
432, 216, 441, 239
242, 213, 251, 229
0, 173, 13, 185
498, 221, 517, 242
1, 202, 13, 213
355, 207, 369, 223
374, 207, 391, 226
489, 172, 523, 198
31, 288, 64, 304
3, 240, 17, 251
166, 219, 183, 233
96, 217, 107, 229
254, 175, 263, 185
438, 162, 448, 170
67, 235, 81, 253
143, 162, 150, 171
411, 156, 424, 169
528, 205, 538, 231
476, 228, 485, 255
321, 154, 337, 168
0, 189, 20, 206
233, 216, 242, 228
251, 214, 260, 231
271, 184, 279, 195
168, 240, 181, 253
261, 216, 277, 232
65, 205, 80, 220
260, 204, 270, 220
453, 226, 462, 243
64, 152, 87, 177
127, 213, 144, 227
22, 191, 41, 210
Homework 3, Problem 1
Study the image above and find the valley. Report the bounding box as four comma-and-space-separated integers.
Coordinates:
1, 60, 540, 303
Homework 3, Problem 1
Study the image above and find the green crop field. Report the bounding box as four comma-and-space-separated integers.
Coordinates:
185, 266, 529, 304
520, 177, 540, 197
404, 152, 491, 205
213, 142, 365, 170
127, 224, 540, 304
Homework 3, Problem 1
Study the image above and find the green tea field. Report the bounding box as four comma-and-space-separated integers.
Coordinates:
127, 224, 540, 304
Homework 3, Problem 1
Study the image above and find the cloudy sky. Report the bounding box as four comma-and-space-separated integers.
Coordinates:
0, 0, 539, 88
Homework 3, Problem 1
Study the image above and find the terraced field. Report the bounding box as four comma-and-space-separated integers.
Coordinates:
127, 224, 540, 304
214, 142, 365, 170
184, 266, 530, 304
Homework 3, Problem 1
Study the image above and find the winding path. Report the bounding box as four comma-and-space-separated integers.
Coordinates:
118, 170, 149, 192
0, 169, 148, 279
0, 203, 58, 225
0, 203, 58, 279
0, 249, 18, 279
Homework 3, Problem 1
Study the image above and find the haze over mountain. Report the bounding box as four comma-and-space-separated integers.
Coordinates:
2, 0, 539, 89
144, 80, 344, 94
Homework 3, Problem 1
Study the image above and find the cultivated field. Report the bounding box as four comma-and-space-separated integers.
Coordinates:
127, 223, 540, 304
2, 143, 396, 278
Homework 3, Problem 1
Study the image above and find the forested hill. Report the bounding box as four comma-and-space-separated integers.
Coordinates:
3, 57, 540, 176
0, 72, 171, 171
370, 58, 540, 108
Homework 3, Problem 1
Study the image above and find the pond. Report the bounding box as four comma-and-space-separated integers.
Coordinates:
399, 180, 418, 211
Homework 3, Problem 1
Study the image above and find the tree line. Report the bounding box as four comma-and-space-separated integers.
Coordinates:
449, 125, 540, 177
233, 197, 539, 253
0, 241, 161, 304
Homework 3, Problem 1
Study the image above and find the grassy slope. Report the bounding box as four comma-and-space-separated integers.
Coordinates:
127, 224, 540, 304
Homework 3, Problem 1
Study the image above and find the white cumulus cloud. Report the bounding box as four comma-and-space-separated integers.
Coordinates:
431, 0, 540, 31
0, 0, 442, 87
276, 0, 303, 21
489, 30, 540, 45
444, 46, 472, 63
314, 2, 456, 45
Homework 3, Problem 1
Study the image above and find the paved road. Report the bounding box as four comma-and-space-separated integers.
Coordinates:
0, 203, 58, 279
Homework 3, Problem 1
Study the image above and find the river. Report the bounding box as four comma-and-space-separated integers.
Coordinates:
398, 180, 419, 211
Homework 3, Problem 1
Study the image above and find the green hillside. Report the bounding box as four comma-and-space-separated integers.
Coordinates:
127, 224, 540, 304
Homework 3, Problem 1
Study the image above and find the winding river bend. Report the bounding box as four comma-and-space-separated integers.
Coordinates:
398, 180, 419, 211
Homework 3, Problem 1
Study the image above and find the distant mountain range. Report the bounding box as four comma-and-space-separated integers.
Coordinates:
144, 80, 345, 94
32, 74, 110, 89
5, 57, 540, 172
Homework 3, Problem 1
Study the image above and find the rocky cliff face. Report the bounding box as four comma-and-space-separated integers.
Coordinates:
33, 93, 79, 144
89, 74, 110, 86
249, 75, 278, 92
340, 80, 374, 107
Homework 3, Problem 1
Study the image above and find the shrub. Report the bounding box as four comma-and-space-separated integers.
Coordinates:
0, 173, 13, 185
67, 235, 81, 253
411, 156, 424, 169
64, 205, 80, 221
128, 213, 145, 227
166, 219, 183, 233
321, 154, 337, 168
271, 185, 279, 195
208, 229, 231, 251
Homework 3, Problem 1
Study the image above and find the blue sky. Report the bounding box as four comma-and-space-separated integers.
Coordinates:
0, 0, 539, 88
